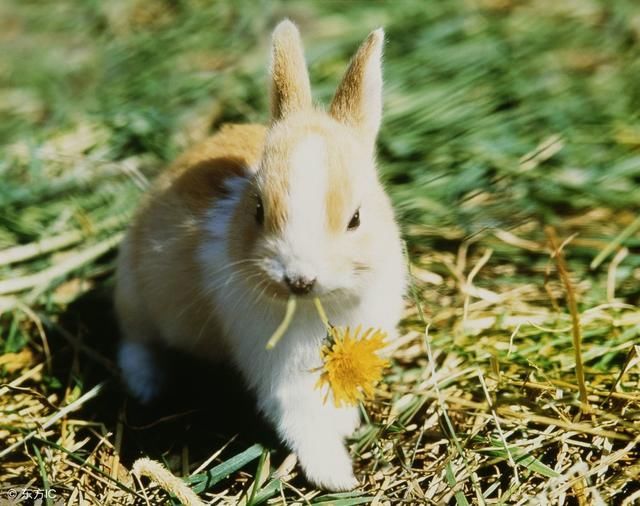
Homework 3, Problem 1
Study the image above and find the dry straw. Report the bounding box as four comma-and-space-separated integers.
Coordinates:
1, 0, 639, 503
132, 458, 204, 506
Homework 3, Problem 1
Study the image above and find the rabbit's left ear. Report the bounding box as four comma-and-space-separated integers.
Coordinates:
270, 20, 312, 122
330, 29, 384, 145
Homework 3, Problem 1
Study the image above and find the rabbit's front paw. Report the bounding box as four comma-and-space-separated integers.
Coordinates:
298, 437, 359, 491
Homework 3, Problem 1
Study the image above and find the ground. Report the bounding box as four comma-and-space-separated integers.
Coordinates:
1, 0, 639, 504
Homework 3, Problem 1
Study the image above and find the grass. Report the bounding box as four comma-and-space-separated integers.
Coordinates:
1, 0, 639, 504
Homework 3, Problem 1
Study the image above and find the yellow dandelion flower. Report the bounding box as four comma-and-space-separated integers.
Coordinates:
316, 326, 389, 407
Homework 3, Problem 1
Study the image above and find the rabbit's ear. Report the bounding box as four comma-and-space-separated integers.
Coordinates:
330, 29, 384, 144
270, 20, 312, 122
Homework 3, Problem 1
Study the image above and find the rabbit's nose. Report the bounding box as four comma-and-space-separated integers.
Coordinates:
284, 275, 316, 295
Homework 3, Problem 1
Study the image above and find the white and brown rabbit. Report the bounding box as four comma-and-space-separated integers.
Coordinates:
115, 19, 405, 491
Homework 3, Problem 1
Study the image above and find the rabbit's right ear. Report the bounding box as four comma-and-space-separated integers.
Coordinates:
330, 29, 384, 146
270, 20, 312, 122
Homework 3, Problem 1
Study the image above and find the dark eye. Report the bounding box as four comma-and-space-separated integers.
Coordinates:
255, 197, 264, 225
347, 209, 360, 231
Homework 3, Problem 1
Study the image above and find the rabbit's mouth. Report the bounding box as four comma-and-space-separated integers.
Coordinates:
249, 257, 361, 301
266, 276, 318, 300
244, 269, 300, 301
253, 272, 337, 301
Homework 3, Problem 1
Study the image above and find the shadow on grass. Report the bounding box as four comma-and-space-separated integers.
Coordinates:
52, 278, 280, 481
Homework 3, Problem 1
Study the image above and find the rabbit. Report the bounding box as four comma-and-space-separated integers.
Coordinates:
114, 19, 406, 492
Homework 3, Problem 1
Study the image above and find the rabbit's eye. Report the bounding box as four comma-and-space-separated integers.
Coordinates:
347, 209, 360, 231
255, 197, 264, 225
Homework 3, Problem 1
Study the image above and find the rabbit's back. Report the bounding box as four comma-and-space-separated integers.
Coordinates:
114, 123, 267, 355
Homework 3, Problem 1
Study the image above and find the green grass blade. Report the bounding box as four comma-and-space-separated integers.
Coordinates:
187, 444, 264, 494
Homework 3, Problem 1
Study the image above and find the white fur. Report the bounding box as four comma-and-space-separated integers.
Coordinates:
116, 24, 406, 493
277, 134, 327, 285
115, 237, 164, 403
192, 165, 405, 490
118, 169, 405, 490
359, 28, 383, 139
287, 135, 327, 243
118, 340, 162, 404
205, 176, 250, 242
330, 28, 384, 144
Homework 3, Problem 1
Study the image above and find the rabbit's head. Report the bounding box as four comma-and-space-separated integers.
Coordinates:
229, 20, 400, 302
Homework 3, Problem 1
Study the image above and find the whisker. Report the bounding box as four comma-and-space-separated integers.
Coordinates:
205, 258, 262, 277
201, 264, 259, 291
176, 261, 263, 319
203, 268, 265, 296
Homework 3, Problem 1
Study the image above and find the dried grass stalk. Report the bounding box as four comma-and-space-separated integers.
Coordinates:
132, 458, 204, 506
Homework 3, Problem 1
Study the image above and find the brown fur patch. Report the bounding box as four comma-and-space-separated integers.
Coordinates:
129, 123, 266, 274
325, 166, 352, 234
119, 123, 269, 352
270, 20, 312, 121
169, 123, 266, 176
116, 23, 404, 362
154, 123, 266, 215
172, 158, 245, 215
330, 29, 383, 140
256, 111, 363, 236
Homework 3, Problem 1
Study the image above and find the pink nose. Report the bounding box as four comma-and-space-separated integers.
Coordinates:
284, 275, 316, 295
